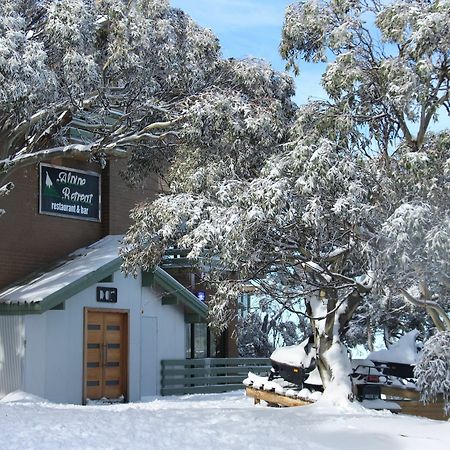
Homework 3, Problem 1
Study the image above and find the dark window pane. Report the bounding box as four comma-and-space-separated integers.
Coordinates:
87, 343, 100, 349
185, 324, 191, 359
194, 323, 207, 358
87, 380, 99, 386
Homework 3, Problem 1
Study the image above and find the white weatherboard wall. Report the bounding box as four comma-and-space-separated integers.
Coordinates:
0, 316, 25, 397
140, 286, 187, 396
21, 270, 186, 404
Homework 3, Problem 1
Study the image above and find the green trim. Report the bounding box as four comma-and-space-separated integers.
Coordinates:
50, 301, 65, 311
161, 294, 179, 305
99, 274, 114, 283
185, 313, 203, 323
0, 257, 207, 321
141, 271, 154, 287
151, 267, 208, 319
0, 258, 121, 316
161, 385, 242, 396
0, 303, 42, 315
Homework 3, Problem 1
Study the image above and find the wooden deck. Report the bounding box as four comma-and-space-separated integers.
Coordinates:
394, 399, 449, 421
247, 386, 449, 421
380, 385, 420, 400
381, 386, 448, 421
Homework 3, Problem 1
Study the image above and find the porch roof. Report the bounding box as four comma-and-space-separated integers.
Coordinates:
0, 235, 207, 319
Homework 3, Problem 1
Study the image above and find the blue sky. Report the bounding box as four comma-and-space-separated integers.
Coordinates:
171, 0, 327, 106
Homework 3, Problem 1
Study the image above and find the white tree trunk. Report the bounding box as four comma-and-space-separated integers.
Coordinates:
309, 289, 357, 405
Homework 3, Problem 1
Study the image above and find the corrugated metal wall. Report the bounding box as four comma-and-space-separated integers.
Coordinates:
0, 316, 25, 398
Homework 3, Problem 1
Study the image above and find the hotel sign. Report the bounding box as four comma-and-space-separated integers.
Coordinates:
39, 163, 101, 222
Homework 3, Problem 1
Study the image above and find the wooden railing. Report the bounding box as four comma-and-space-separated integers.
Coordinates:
160, 357, 271, 396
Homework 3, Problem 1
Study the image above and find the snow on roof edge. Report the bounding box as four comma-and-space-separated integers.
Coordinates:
0, 235, 123, 305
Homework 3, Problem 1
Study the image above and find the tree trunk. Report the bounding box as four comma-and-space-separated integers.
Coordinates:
309, 288, 356, 403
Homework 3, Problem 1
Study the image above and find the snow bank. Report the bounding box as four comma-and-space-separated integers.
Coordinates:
0, 390, 48, 404
1, 392, 449, 450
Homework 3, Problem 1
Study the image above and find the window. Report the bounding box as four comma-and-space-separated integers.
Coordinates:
185, 323, 217, 358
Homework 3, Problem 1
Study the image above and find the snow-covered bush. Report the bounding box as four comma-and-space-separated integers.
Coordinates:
415, 331, 450, 414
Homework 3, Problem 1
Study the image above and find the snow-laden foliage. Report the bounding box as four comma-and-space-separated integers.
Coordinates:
373, 133, 450, 339
237, 313, 274, 358
237, 298, 303, 357
280, 0, 450, 349
282, 0, 450, 153
122, 0, 449, 396
415, 331, 450, 414
0, 1, 294, 204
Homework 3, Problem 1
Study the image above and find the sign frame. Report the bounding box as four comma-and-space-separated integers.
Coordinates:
39, 163, 102, 222
96, 287, 118, 303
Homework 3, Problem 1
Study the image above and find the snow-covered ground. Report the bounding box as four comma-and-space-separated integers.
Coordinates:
1, 391, 449, 450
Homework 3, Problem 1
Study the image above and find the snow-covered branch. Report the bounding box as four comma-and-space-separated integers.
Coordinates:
401, 289, 450, 332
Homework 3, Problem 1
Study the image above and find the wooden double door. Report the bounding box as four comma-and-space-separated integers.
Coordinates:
83, 309, 128, 403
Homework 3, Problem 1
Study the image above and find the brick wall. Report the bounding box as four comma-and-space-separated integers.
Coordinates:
0, 158, 158, 290
107, 159, 159, 235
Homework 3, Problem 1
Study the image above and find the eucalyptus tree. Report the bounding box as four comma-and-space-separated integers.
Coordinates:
277, 0, 449, 389
122, 0, 449, 399
1, 0, 295, 214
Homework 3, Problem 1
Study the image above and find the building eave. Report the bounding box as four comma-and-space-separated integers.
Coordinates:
146, 267, 208, 320
0, 258, 122, 316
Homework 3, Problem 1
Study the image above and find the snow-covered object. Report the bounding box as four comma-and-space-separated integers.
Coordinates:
368, 330, 420, 365
350, 360, 385, 386
243, 372, 322, 402
270, 336, 315, 368
243, 373, 284, 394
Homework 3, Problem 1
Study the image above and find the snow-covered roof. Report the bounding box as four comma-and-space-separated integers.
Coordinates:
0, 235, 122, 307
368, 330, 420, 365
270, 336, 315, 368
0, 236, 207, 318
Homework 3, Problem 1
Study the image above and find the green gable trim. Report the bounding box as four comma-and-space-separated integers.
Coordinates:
161, 294, 179, 305
0, 257, 122, 316
149, 267, 208, 320
185, 313, 203, 323
0, 257, 207, 321
0, 303, 42, 316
